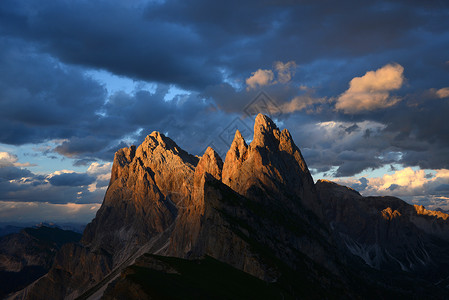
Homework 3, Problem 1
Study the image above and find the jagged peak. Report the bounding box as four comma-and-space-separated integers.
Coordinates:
231, 130, 248, 149
224, 130, 248, 164
254, 113, 277, 132
202, 146, 222, 161
252, 114, 281, 149
141, 131, 190, 160
146, 131, 171, 148
234, 129, 244, 142
195, 146, 223, 182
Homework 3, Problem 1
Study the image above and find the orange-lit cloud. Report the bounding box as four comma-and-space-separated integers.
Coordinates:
246, 60, 297, 90
246, 69, 274, 90
336, 63, 405, 113
436, 87, 449, 98
274, 61, 296, 84
280, 95, 327, 113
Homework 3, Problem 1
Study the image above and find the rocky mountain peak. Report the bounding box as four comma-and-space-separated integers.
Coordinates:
254, 113, 277, 133
252, 113, 280, 149
230, 130, 248, 158
222, 114, 320, 217
195, 147, 223, 183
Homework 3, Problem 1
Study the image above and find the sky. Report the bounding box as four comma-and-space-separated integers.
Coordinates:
0, 0, 448, 224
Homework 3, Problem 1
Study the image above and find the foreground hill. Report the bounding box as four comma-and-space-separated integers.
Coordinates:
0, 226, 81, 298
10, 114, 449, 299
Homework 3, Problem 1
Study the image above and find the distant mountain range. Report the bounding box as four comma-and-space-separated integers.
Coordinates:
0, 226, 81, 298
6, 114, 449, 299
0, 222, 86, 237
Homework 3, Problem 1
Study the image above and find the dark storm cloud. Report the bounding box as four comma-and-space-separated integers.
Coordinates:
48, 173, 96, 187
0, 166, 32, 181
54, 137, 111, 158
0, 0, 447, 181
0, 38, 106, 145
1, 0, 448, 92
0, 0, 221, 90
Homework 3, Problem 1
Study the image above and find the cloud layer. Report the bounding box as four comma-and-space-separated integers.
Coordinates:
0, 0, 448, 223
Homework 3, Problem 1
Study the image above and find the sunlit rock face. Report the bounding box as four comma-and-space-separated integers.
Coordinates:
10, 114, 449, 299
222, 114, 321, 218
83, 131, 199, 258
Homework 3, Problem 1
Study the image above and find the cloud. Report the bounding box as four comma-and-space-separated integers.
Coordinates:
0, 166, 33, 181
54, 137, 110, 158
0, 152, 18, 167
338, 167, 449, 210
274, 61, 296, 84
48, 172, 96, 187
335, 64, 405, 113
436, 87, 449, 98
290, 118, 390, 177
246, 69, 274, 90
279, 95, 327, 114
246, 61, 297, 90
87, 162, 112, 191
372, 167, 429, 191
0, 38, 106, 146
0, 166, 105, 204
87, 162, 112, 176
0, 201, 100, 224
0, 0, 448, 221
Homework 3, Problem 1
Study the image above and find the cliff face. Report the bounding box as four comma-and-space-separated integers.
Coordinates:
11, 114, 449, 299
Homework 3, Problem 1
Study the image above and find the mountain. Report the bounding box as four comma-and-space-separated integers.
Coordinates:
317, 180, 449, 284
0, 225, 23, 237
0, 226, 81, 298
9, 114, 449, 299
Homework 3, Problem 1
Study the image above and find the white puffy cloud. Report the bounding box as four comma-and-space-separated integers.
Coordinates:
87, 162, 112, 175
87, 162, 111, 192
0, 151, 35, 168
246, 69, 274, 90
436, 87, 449, 98
0, 152, 18, 167
336, 63, 405, 113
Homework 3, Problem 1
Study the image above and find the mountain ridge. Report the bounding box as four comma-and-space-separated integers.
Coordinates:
9, 114, 449, 299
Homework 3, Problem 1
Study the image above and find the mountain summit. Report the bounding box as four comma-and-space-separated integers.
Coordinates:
10, 114, 449, 299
